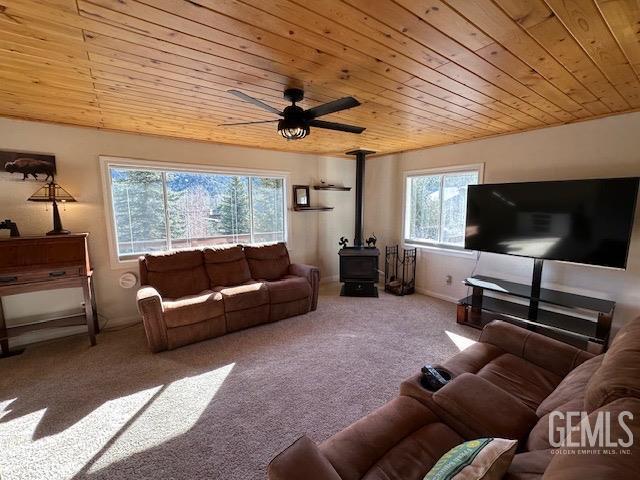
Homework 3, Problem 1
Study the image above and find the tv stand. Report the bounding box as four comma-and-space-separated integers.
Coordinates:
457, 263, 614, 353
529, 258, 544, 320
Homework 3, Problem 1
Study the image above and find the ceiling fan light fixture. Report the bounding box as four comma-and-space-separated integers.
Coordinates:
225, 89, 364, 138
277, 119, 309, 140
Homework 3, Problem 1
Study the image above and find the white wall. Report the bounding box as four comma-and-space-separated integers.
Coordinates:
364, 153, 400, 268
365, 111, 640, 329
316, 156, 356, 281
0, 117, 352, 343
4, 111, 639, 345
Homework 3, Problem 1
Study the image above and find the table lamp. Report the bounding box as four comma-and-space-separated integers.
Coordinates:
28, 180, 76, 235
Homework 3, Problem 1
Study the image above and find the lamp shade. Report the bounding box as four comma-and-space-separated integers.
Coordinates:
28, 182, 76, 203
28, 181, 76, 235
277, 118, 309, 140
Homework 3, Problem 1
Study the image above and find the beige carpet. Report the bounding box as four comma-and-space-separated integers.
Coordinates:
0, 285, 479, 480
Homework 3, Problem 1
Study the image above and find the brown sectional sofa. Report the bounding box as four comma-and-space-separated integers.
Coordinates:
137, 243, 319, 352
269, 318, 640, 480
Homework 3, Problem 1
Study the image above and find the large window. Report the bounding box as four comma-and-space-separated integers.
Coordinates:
404, 166, 481, 249
105, 161, 286, 261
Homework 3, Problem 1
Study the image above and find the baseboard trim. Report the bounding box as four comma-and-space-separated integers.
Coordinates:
320, 274, 339, 284
102, 315, 140, 330
415, 287, 459, 304
6, 314, 141, 348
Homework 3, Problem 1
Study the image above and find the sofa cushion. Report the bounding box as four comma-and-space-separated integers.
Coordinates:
162, 290, 224, 328
432, 373, 538, 441
585, 317, 640, 412
226, 305, 270, 332
265, 275, 311, 304
204, 245, 251, 287
476, 354, 562, 411
320, 396, 462, 480
145, 249, 203, 272
536, 355, 604, 418
525, 398, 583, 451
505, 449, 552, 480
359, 423, 465, 480
269, 436, 342, 480
215, 281, 269, 312
166, 316, 226, 350
270, 297, 311, 322
479, 320, 593, 378
144, 250, 209, 298
244, 242, 290, 281
442, 342, 504, 376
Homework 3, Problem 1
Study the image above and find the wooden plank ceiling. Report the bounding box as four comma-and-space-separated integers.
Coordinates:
1, 0, 639, 156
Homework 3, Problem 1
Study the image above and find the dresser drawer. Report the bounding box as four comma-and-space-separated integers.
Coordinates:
0, 267, 82, 285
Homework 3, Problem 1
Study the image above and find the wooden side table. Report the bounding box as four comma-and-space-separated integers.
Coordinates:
0, 233, 98, 356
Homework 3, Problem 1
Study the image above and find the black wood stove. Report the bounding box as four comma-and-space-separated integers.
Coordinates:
339, 149, 380, 297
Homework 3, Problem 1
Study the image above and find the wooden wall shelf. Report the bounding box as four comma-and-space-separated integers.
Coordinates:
313, 185, 351, 191
292, 206, 334, 211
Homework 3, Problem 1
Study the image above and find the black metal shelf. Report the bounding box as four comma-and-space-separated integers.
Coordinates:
458, 274, 614, 353
458, 295, 602, 343
464, 275, 614, 314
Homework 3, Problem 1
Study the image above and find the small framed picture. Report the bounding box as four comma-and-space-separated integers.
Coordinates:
293, 185, 310, 208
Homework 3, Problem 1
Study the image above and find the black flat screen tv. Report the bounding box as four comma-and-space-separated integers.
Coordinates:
464, 177, 639, 269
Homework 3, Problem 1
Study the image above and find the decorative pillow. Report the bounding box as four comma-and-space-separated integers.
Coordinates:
423, 438, 517, 480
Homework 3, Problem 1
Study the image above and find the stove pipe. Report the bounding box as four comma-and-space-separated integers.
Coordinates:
345, 149, 376, 247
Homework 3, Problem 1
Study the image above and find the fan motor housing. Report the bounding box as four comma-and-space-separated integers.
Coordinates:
284, 88, 304, 104
282, 105, 305, 121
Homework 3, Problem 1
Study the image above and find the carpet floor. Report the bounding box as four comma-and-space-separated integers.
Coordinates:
0, 285, 479, 480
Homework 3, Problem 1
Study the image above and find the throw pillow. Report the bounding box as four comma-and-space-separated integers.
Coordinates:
424, 438, 517, 480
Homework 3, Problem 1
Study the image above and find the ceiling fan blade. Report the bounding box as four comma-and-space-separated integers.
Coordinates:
228, 90, 282, 115
219, 120, 279, 126
309, 119, 365, 134
304, 97, 361, 118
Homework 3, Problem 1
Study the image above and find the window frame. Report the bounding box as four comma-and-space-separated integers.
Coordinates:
402, 163, 484, 255
100, 156, 290, 268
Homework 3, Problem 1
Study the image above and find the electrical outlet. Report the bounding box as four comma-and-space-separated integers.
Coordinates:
445, 275, 453, 285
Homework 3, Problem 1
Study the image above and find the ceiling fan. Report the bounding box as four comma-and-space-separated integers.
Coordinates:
220, 88, 366, 140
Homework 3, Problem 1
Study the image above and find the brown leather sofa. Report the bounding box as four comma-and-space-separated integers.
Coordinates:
269, 318, 640, 480
136, 243, 319, 352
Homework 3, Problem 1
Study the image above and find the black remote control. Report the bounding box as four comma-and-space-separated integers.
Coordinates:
420, 365, 449, 391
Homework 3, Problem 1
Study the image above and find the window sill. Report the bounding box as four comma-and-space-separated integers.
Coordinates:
403, 242, 477, 259
110, 257, 140, 270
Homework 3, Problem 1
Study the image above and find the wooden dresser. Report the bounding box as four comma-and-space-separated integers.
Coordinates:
0, 234, 98, 355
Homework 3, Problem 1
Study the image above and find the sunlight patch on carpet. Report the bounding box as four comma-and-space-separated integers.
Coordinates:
445, 331, 476, 351
0, 398, 16, 421
89, 363, 235, 473
0, 387, 162, 480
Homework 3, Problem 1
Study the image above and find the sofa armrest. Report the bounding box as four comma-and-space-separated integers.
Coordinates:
318, 396, 459, 480
136, 286, 168, 353
268, 436, 342, 480
432, 373, 538, 441
289, 263, 320, 310
480, 320, 594, 377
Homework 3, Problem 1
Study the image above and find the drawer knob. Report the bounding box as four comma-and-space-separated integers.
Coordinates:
49, 271, 66, 277
0, 276, 17, 283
